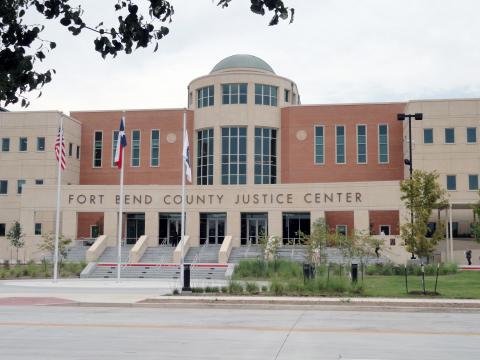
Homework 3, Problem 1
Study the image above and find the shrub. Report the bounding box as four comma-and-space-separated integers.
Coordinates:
205, 286, 219, 293
261, 285, 268, 293
270, 280, 285, 295
233, 259, 302, 280
365, 262, 457, 276
220, 286, 228, 293
228, 281, 244, 295
172, 289, 179, 295
245, 282, 260, 295
191, 287, 204, 293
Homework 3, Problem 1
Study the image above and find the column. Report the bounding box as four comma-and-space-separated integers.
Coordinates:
186, 210, 199, 247
227, 210, 241, 247
354, 209, 369, 233
61, 210, 77, 240
310, 210, 326, 232
103, 211, 118, 246
268, 210, 282, 239
145, 211, 159, 247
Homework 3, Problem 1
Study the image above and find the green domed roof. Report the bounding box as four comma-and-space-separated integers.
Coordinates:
210, 54, 275, 74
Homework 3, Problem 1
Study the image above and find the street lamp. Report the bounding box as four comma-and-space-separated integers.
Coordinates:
397, 112, 423, 259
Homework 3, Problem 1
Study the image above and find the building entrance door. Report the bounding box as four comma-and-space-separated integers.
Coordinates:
159, 213, 182, 246
241, 213, 268, 245
200, 213, 226, 245
126, 213, 145, 245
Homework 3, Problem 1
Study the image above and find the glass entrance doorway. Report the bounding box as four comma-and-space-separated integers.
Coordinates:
200, 213, 226, 245
126, 213, 145, 244
159, 213, 182, 246
282, 212, 310, 244
241, 213, 268, 245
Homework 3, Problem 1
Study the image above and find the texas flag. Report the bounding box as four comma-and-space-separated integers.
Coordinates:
114, 116, 127, 169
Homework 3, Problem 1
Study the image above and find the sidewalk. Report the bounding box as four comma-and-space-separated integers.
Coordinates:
1, 278, 480, 309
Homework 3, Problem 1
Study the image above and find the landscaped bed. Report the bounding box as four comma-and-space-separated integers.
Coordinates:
0, 261, 86, 279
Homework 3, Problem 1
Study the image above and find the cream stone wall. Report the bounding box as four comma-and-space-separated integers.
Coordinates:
405, 99, 480, 234
0, 111, 81, 249
188, 67, 299, 186
15, 180, 403, 253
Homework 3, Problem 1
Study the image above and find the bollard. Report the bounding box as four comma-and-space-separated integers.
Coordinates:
303, 263, 311, 283
351, 263, 358, 283
182, 263, 191, 292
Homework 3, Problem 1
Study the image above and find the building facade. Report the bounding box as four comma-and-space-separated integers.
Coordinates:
1, 55, 479, 263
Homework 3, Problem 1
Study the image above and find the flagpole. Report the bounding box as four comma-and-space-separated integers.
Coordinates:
53, 117, 63, 282
117, 111, 126, 282
180, 109, 186, 289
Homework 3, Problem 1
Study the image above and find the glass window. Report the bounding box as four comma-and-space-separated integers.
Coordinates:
222, 83, 247, 105
151, 130, 160, 167
35, 223, 42, 235
467, 127, 477, 143
445, 128, 455, 144
68, 142, 73, 156
255, 127, 277, 184
1, 138, 10, 152
378, 124, 389, 163
112, 131, 119, 167
221, 127, 247, 184
93, 131, 103, 167
380, 225, 390, 236
0, 223, 5, 237
315, 126, 324, 164
0, 180, 7, 194
255, 84, 278, 106
357, 125, 367, 164
469, 175, 478, 190
35, 179, 43, 185
284, 89, 290, 103
336, 225, 347, 236
447, 175, 456, 191
197, 85, 214, 108
17, 179, 25, 194
336, 125, 345, 164
19, 137, 28, 151
76, 145, 80, 159
37, 137, 45, 151
197, 128, 214, 185
282, 212, 310, 244
131, 130, 141, 167
423, 128, 433, 144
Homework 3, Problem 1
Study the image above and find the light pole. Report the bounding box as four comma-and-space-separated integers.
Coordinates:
397, 112, 423, 259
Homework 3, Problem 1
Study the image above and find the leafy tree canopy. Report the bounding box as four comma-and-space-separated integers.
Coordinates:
0, 0, 294, 107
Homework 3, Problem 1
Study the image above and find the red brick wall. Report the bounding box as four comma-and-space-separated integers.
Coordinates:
369, 210, 400, 235
71, 109, 194, 185
77, 212, 104, 239
325, 211, 354, 235
281, 103, 406, 183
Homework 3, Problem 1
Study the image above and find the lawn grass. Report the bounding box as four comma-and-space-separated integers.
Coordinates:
0, 262, 85, 279
362, 271, 480, 299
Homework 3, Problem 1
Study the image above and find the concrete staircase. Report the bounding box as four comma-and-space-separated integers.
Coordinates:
184, 244, 221, 263
86, 264, 228, 279
140, 246, 175, 263
277, 245, 307, 262
228, 245, 263, 263
276, 246, 388, 264
64, 245, 88, 262
97, 246, 133, 263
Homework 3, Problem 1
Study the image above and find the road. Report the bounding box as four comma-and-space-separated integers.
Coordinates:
0, 304, 478, 360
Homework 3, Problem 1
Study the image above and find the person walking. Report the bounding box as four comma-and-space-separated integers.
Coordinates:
465, 249, 472, 265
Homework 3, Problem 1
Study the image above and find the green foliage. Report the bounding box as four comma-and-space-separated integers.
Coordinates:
258, 234, 282, 261
172, 289, 179, 295
233, 259, 302, 280
1, 0, 293, 107
400, 170, 448, 258
191, 287, 204, 293
471, 190, 480, 243
304, 218, 328, 265
6, 221, 25, 262
227, 281, 244, 295
220, 286, 228, 293
0, 261, 85, 279
205, 286, 219, 293
245, 282, 260, 294
37, 232, 72, 262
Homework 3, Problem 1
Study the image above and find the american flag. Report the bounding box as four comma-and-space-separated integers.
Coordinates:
55, 126, 66, 171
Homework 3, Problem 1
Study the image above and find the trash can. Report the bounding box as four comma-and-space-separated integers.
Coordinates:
351, 263, 358, 283
303, 263, 315, 282
182, 263, 191, 292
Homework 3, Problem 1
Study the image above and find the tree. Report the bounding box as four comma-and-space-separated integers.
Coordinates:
1, 0, 294, 107
400, 170, 448, 259
471, 190, 480, 242
6, 221, 25, 262
304, 218, 328, 265
38, 232, 72, 262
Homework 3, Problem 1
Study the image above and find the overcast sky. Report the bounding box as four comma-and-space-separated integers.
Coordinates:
8, 0, 480, 113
